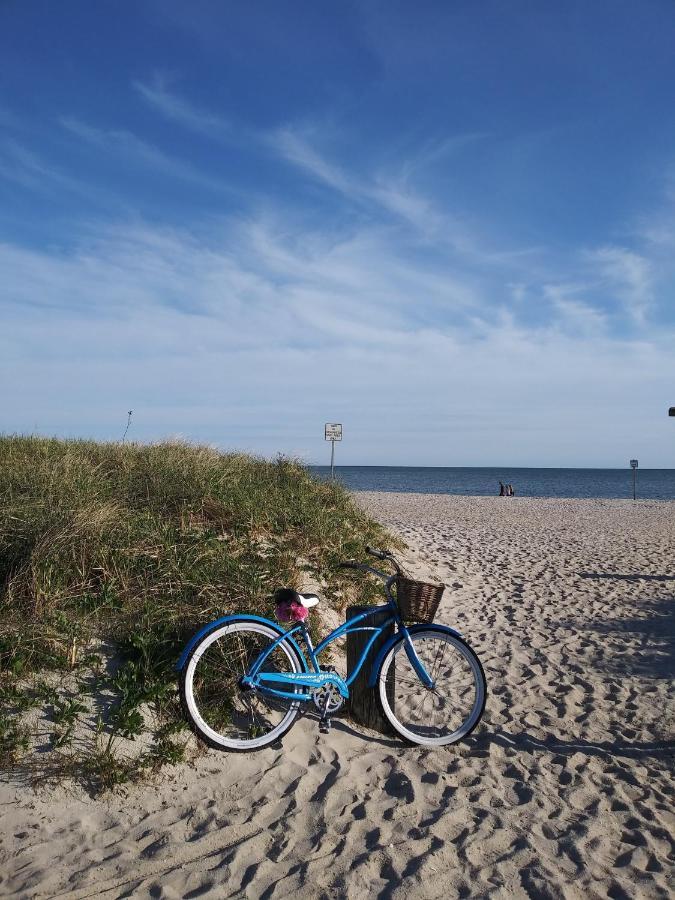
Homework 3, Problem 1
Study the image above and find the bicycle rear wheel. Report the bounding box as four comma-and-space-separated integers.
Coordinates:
180, 619, 305, 751
378, 627, 486, 746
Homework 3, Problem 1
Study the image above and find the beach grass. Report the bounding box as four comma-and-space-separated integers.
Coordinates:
0, 435, 392, 791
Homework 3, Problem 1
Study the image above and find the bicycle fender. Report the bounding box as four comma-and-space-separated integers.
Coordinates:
175, 614, 309, 672
366, 623, 464, 688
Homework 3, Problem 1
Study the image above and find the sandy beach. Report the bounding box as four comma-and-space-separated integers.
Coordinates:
1, 493, 673, 899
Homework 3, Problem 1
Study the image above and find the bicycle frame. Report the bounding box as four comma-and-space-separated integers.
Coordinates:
240, 568, 436, 702
177, 545, 486, 749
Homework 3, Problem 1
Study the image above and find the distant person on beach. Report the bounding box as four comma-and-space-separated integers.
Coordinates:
510, 484, 516, 496
505, 484, 513, 496
499, 481, 505, 496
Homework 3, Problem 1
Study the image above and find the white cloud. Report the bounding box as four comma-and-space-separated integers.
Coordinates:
1, 215, 673, 465
586, 245, 653, 323
133, 80, 449, 237
274, 127, 353, 195
4, 84, 674, 465
133, 76, 231, 138
273, 126, 448, 237
544, 284, 608, 336
126, 83, 544, 264
59, 117, 235, 195
0, 139, 99, 198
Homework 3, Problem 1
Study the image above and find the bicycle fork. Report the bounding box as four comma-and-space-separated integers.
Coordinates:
401, 629, 435, 689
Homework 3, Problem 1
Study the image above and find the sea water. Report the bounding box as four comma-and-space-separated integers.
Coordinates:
309, 466, 675, 500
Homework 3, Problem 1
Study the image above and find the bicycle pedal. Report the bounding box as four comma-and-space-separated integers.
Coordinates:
319, 719, 331, 734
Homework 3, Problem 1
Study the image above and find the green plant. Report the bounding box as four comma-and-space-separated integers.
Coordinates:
0, 714, 30, 764
0, 682, 41, 713
52, 697, 87, 727
49, 725, 75, 749
81, 749, 136, 793
143, 736, 186, 769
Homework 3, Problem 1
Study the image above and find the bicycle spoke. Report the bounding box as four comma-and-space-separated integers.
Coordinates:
430, 640, 449, 682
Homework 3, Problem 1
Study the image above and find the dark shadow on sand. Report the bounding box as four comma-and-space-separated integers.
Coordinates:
468, 728, 675, 762
560, 596, 674, 678
303, 708, 402, 749
579, 572, 675, 582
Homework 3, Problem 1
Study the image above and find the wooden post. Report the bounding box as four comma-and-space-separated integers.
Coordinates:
346, 605, 395, 734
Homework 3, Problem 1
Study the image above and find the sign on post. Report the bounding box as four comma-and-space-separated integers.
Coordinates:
630, 459, 638, 501
325, 423, 342, 479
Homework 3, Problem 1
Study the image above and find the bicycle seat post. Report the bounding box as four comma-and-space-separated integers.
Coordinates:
301, 624, 315, 655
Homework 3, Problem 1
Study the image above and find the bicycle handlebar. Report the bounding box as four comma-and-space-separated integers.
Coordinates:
365, 545, 389, 561
367, 546, 402, 573
339, 547, 402, 576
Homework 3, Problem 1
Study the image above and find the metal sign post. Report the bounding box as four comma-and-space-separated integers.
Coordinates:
630, 459, 638, 501
325, 424, 342, 480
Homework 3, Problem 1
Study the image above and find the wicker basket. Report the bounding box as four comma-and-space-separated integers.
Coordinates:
395, 576, 445, 623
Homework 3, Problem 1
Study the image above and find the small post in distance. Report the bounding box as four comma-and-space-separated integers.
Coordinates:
630, 459, 638, 501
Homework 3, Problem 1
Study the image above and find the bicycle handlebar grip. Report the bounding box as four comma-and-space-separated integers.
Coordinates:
338, 561, 359, 569
365, 545, 388, 560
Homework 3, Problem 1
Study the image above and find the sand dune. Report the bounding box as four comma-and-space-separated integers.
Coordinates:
1, 495, 673, 898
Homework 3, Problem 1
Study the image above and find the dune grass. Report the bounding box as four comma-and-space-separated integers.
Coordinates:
0, 436, 393, 791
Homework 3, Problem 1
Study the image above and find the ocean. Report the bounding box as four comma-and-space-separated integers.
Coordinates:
309, 466, 675, 500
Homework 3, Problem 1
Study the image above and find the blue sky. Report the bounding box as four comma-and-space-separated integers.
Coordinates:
2, 1, 674, 466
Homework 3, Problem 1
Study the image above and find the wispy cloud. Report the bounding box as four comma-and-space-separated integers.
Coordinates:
0, 223, 672, 465
2, 212, 673, 463
398, 132, 489, 180
0, 139, 116, 204
59, 117, 236, 195
270, 126, 554, 264
544, 284, 608, 336
2, 83, 672, 462
131, 80, 461, 239
634, 171, 675, 253
133, 75, 231, 137
587, 245, 653, 323
274, 128, 353, 194
273, 126, 449, 237
0, 139, 71, 191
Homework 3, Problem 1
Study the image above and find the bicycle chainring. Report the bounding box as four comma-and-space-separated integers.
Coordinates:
311, 684, 345, 715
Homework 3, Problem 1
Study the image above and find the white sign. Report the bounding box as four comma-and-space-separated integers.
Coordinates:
325, 423, 342, 441
630, 459, 638, 468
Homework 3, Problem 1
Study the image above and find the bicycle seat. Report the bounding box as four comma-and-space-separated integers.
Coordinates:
273, 588, 320, 623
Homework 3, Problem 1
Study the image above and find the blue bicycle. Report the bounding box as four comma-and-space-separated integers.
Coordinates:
177, 547, 487, 750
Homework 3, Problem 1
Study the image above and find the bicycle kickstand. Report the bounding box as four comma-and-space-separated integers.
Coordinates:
319, 716, 331, 734
318, 692, 332, 734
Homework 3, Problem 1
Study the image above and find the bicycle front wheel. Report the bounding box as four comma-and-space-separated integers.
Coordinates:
378, 628, 486, 746
180, 619, 305, 751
